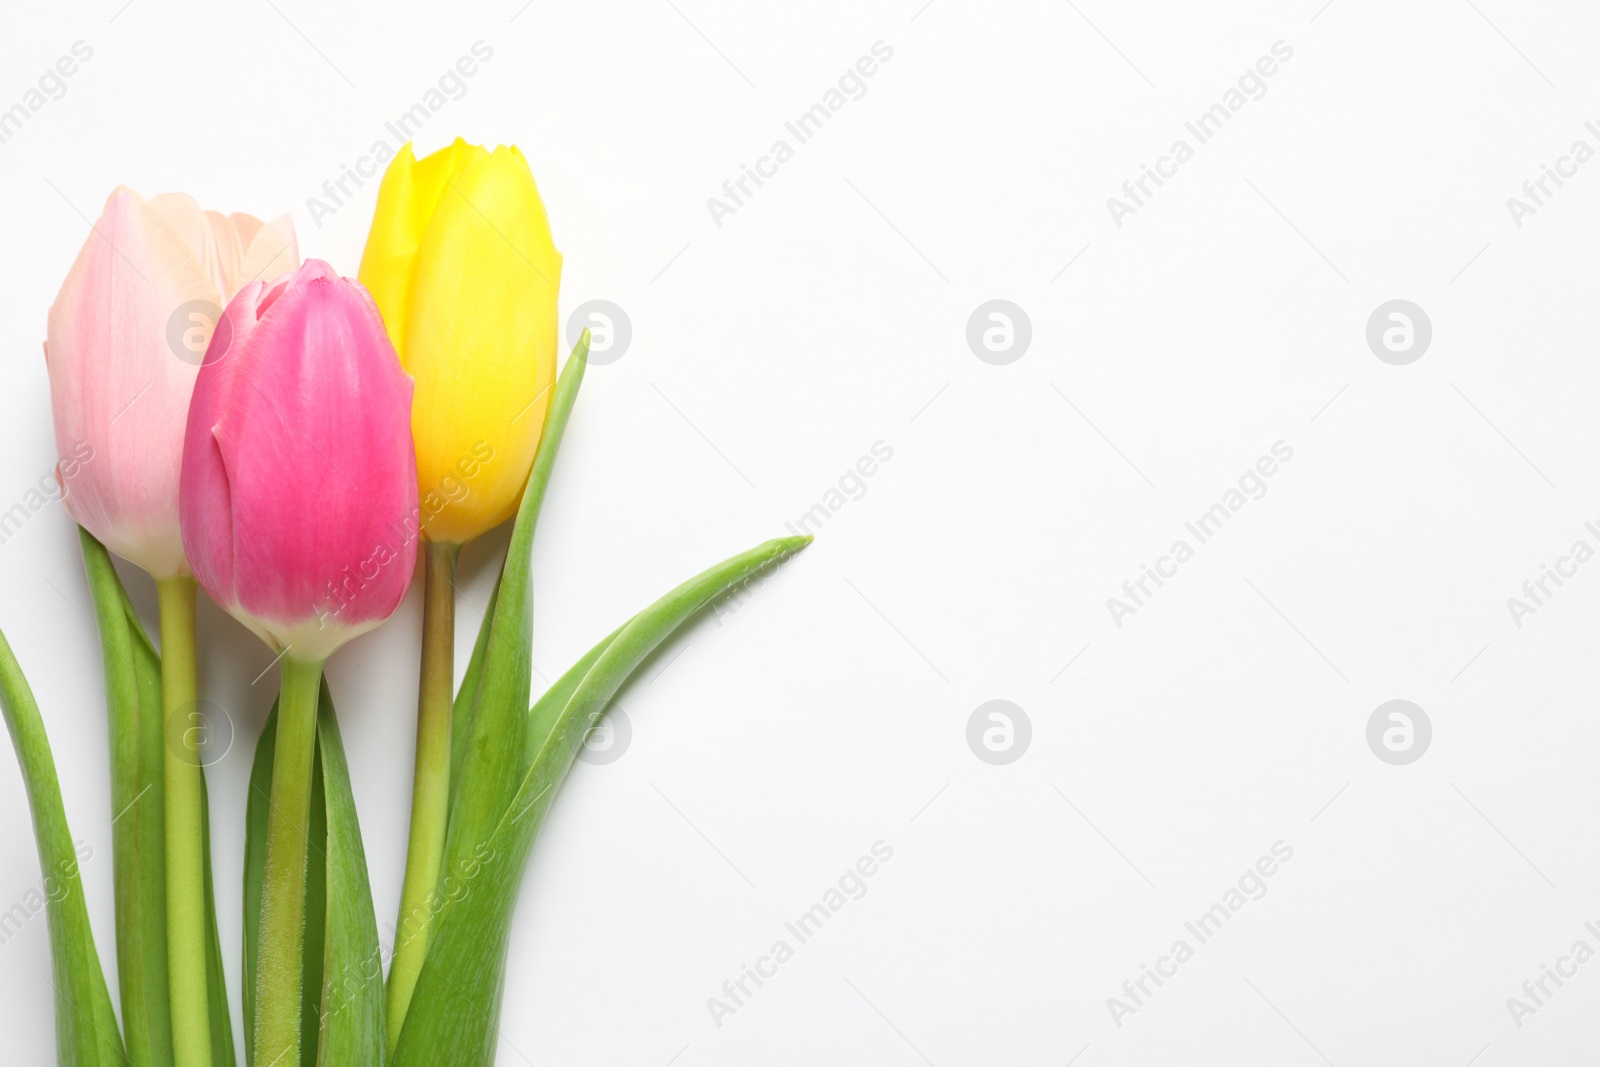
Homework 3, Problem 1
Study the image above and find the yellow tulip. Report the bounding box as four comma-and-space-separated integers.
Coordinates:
359, 138, 562, 545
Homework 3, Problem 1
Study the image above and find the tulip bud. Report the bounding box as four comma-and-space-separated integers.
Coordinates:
46, 187, 298, 577
359, 138, 562, 545
180, 260, 418, 661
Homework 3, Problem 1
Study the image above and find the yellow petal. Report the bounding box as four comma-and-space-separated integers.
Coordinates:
402, 144, 561, 543
357, 139, 477, 360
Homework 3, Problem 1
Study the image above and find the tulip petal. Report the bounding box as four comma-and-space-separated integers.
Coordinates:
358, 139, 476, 361
237, 215, 299, 292
46, 188, 302, 578
47, 189, 218, 576
400, 145, 562, 543
182, 260, 418, 661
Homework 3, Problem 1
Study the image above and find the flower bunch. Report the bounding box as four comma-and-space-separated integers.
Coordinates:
0, 140, 807, 1066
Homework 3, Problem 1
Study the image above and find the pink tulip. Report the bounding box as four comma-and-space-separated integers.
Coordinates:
180, 259, 419, 661
46, 186, 298, 578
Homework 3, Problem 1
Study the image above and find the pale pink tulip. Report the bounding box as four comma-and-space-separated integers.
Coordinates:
45, 187, 298, 577
180, 259, 418, 661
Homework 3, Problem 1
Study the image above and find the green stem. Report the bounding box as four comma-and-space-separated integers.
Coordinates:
253, 655, 325, 1067
386, 540, 459, 1053
158, 576, 212, 1067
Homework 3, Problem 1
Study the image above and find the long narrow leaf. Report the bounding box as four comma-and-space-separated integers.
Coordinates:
394, 535, 809, 1065
107, 539, 236, 1067
302, 746, 328, 1065
197, 769, 237, 1067
0, 623, 126, 1066
242, 703, 274, 1067
313, 681, 385, 1064
114, 544, 235, 1065
522, 622, 625, 768
440, 335, 588, 916
447, 566, 499, 823
78, 528, 172, 1067
123, 607, 180, 1067
116, 551, 173, 1064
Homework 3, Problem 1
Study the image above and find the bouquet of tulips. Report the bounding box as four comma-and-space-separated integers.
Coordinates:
2, 138, 806, 1067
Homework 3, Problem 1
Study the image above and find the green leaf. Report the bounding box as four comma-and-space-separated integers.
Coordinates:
242, 704, 272, 1067
393, 534, 810, 1065
0, 622, 126, 1066
447, 566, 499, 824
78, 527, 172, 1067
90, 534, 236, 1067
301, 742, 328, 1066
312, 679, 385, 1065
244, 685, 384, 1067
522, 622, 625, 768
440, 335, 588, 919
197, 766, 237, 1067
125, 607, 187, 1067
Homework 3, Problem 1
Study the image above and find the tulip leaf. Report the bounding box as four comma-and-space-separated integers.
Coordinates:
78, 528, 173, 1067
244, 685, 384, 1067
197, 763, 238, 1067
302, 753, 329, 1065
311, 679, 386, 1066
447, 566, 498, 823
0, 622, 126, 1066
393, 534, 810, 1065
522, 621, 625, 768
440, 335, 588, 917
98, 535, 237, 1067
242, 706, 270, 1066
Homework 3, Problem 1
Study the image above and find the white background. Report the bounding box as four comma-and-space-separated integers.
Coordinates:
2, 0, 1599, 1064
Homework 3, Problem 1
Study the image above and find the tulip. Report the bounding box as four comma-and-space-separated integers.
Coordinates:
46, 186, 297, 1067
181, 258, 419, 660
359, 138, 562, 547
181, 259, 417, 1067
47, 186, 298, 579
358, 138, 561, 1049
